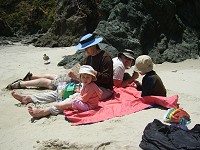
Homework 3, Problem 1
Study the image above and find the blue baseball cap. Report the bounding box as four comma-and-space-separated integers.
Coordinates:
76, 33, 103, 50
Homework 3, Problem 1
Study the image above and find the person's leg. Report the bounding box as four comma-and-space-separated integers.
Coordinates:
48, 95, 81, 115
19, 78, 53, 89
7, 74, 58, 90
54, 99, 73, 111
99, 87, 113, 101
30, 91, 57, 103
27, 98, 90, 118
11, 90, 57, 104
54, 99, 89, 112
28, 106, 51, 118
25, 91, 57, 118
31, 74, 58, 80
28, 99, 73, 118
11, 90, 33, 104
71, 99, 90, 111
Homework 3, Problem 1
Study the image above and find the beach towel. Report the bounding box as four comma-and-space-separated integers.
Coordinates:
63, 87, 178, 125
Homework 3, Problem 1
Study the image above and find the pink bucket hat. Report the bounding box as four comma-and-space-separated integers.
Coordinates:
79, 65, 97, 81
133, 55, 154, 73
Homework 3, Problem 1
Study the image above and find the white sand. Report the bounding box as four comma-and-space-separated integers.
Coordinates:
0, 43, 200, 150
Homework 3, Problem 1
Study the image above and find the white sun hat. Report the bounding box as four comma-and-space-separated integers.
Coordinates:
79, 65, 97, 81
133, 55, 154, 73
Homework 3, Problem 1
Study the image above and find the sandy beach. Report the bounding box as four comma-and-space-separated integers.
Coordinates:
0, 43, 200, 150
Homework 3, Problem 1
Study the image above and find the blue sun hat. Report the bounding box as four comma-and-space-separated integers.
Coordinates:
76, 33, 103, 50
79, 65, 97, 81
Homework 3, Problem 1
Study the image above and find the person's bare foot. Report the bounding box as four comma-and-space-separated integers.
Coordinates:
11, 90, 32, 104
28, 106, 51, 118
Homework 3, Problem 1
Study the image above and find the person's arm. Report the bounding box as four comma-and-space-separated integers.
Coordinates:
95, 55, 113, 83
79, 93, 90, 102
79, 84, 95, 102
114, 78, 135, 87
114, 72, 139, 87
68, 71, 80, 82
67, 63, 81, 82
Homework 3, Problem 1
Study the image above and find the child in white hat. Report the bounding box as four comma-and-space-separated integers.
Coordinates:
28, 65, 103, 118
133, 55, 166, 97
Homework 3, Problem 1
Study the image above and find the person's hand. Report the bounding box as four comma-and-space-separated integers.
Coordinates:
74, 86, 81, 93
127, 82, 137, 88
132, 71, 139, 80
68, 71, 76, 78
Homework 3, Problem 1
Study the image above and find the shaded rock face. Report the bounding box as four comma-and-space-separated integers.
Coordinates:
0, 19, 13, 36
34, 0, 101, 47
94, 0, 200, 63
38, 0, 200, 65
57, 43, 118, 69
0, 0, 55, 37
1, 0, 200, 64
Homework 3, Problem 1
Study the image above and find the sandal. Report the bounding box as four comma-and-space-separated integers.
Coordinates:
6, 79, 22, 90
23, 72, 32, 81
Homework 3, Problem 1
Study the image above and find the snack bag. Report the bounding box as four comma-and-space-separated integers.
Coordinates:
163, 108, 191, 125
56, 82, 67, 101
56, 82, 82, 101
63, 82, 76, 99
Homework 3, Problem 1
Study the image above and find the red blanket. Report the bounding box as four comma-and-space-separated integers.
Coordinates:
63, 87, 178, 125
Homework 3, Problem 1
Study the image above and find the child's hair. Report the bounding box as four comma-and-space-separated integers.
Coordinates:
79, 65, 97, 81
133, 55, 154, 73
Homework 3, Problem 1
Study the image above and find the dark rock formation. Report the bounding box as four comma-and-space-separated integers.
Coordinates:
1, 0, 200, 65
58, 43, 118, 69
0, 19, 13, 36
94, 0, 200, 63
34, 0, 101, 47
0, 0, 55, 37
38, 0, 200, 65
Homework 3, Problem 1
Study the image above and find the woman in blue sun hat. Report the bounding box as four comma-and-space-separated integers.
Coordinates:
76, 33, 114, 100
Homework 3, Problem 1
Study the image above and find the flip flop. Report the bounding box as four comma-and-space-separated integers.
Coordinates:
23, 72, 32, 81
6, 79, 22, 89
6, 79, 22, 90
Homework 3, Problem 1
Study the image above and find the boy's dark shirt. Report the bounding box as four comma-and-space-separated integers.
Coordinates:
141, 70, 166, 97
83, 50, 113, 90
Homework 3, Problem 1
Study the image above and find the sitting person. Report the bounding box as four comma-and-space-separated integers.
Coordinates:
133, 55, 166, 97
28, 65, 103, 118
113, 49, 139, 87
76, 33, 113, 99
